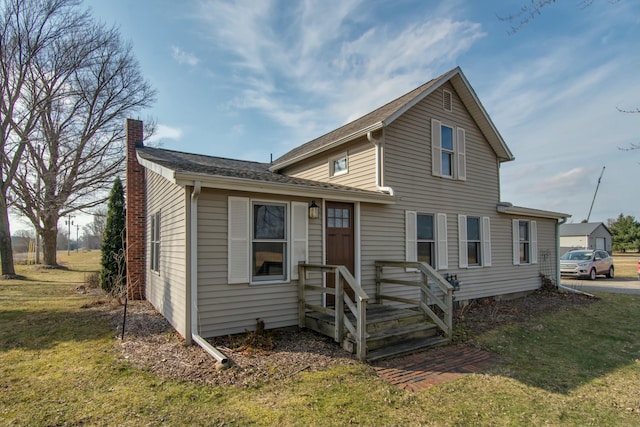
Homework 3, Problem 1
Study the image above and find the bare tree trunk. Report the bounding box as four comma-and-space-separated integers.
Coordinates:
41, 216, 59, 267
0, 195, 16, 277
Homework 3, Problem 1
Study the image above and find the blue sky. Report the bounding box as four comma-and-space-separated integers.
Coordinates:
85, 0, 639, 225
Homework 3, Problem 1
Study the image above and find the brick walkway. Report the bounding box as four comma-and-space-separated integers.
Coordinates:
373, 346, 501, 392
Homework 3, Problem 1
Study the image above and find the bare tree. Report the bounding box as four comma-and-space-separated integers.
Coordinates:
83, 208, 106, 250
4, 0, 155, 266
0, 0, 95, 276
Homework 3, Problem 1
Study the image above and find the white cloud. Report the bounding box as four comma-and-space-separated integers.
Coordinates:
146, 124, 183, 143
171, 45, 200, 66
192, 0, 485, 147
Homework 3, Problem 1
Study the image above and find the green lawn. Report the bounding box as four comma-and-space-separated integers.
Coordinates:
1, 251, 639, 426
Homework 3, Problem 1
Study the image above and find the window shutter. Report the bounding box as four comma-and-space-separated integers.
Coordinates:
290, 202, 308, 280
458, 215, 468, 268
531, 220, 538, 264
405, 211, 417, 262
228, 197, 250, 284
431, 119, 442, 177
456, 127, 466, 181
437, 213, 448, 269
482, 216, 491, 267
512, 219, 520, 265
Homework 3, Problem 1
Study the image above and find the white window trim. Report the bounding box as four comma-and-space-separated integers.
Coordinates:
250, 199, 290, 285
459, 215, 491, 268
228, 197, 309, 285
431, 118, 466, 181
512, 219, 538, 265
150, 211, 161, 273
328, 152, 349, 177
407, 210, 447, 270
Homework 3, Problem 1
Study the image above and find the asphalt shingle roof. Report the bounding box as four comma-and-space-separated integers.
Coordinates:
271, 73, 446, 169
559, 222, 610, 236
137, 146, 387, 195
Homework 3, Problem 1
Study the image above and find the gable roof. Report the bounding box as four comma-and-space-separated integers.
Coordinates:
270, 67, 514, 171
559, 222, 612, 237
136, 146, 395, 204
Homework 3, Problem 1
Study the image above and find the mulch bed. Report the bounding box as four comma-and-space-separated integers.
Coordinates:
84, 288, 596, 389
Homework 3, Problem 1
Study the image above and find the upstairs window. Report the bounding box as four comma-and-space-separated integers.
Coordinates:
441, 125, 454, 177
329, 153, 348, 177
431, 118, 466, 181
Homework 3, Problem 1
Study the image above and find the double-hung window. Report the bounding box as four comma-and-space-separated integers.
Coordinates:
406, 211, 448, 270
431, 118, 466, 180
417, 213, 435, 267
150, 211, 160, 272
466, 216, 481, 266
458, 215, 491, 268
441, 125, 454, 177
228, 197, 308, 284
252, 203, 287, 282
512, 219, 538, 265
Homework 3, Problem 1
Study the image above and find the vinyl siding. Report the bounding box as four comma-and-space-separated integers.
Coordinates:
145, 170, 188, 337
357, 82, 559, 302
282, 137, 378, 191
196, 189, 323, 337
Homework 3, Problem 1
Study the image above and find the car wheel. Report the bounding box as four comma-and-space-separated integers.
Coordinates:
606, 266, 614, 279
589, 268, 597, 280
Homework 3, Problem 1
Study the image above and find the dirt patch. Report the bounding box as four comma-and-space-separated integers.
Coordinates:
84, 289, 596, 388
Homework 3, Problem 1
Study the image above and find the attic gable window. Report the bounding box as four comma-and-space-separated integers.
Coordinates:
329, 153, 348, 177
431, 118, 466, 181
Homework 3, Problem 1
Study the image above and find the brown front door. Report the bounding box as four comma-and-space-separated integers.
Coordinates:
325, 202, 355, 305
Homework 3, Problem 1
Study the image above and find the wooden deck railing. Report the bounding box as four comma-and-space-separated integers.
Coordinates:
298, 263, 369, 360
374, 261, 454, 339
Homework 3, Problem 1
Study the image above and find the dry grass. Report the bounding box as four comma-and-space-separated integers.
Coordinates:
612, 253, 639, 278
1, 251, 639, 426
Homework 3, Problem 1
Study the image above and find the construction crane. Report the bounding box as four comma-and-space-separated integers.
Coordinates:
585, 166, 605, 222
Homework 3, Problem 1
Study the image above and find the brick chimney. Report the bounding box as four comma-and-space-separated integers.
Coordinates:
125, 119, 146, 300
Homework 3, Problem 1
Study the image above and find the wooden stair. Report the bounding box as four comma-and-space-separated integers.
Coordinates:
304, 304, 449, 362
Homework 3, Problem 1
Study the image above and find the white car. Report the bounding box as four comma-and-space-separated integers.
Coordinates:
560, 250, 614, 280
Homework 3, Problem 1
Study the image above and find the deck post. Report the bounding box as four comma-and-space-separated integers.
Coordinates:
356, 297, 367, 360
445, 288, 453, 339
375, 264, 382, 305
298, 263, 306, 328
334, 269, 344, 343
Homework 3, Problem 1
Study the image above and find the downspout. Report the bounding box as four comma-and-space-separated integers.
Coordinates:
367, 131, 395, 196
556, 217, 568, 289
190, 181, 229, 367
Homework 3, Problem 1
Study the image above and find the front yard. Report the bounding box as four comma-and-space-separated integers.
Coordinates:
0, 251, 638, 426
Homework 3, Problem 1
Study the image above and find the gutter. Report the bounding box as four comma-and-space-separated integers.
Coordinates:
190, 180, 229, 367
366, 131, 395, 196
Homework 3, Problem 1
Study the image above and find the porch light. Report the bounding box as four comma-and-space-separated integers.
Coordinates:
309, 200, 320, 219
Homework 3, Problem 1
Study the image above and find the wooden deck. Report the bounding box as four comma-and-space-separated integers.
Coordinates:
298, 261, 454, 361
304, 304, 449, 361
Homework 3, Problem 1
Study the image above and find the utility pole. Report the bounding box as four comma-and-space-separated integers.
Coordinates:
65, 215, 75, 255
76, 224, 80, 252
586, 166, 605, 222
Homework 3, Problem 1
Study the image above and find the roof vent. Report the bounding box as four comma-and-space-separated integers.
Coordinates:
443, 89, 452, 112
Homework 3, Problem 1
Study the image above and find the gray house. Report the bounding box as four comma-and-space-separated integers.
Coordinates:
559, 222, 612, 255
125, 67, 569, 361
